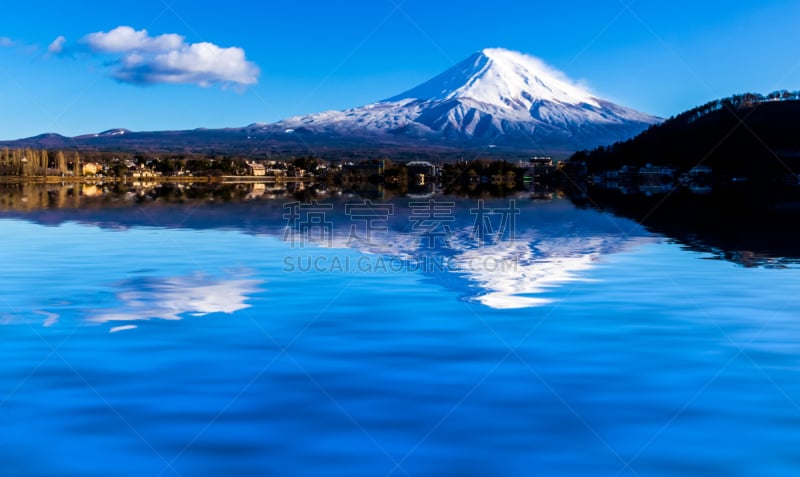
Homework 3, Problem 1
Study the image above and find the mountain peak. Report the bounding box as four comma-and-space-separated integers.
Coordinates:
386, 47, 600, 111
98, 128, 131, 136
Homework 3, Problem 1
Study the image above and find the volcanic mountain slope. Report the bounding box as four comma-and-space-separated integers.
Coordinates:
259, 48, 660, 152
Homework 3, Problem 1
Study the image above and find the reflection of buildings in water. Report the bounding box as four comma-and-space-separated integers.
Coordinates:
247, 183, 288, 200
594, 164, 714, 196
597, 182, 677, 196
406, 181, 438, 199
247, 183, 266, 199
689, 184, 713, 195
89, 274, 262, 331
81, 184, 104, 197
264, 189, 288, 199
638, 184, 674, 196
132, 181, 160, 189
344, 183, 385, 200
287, 181, 306, 193
527, 182, 556, 201
0, 182, 305, 209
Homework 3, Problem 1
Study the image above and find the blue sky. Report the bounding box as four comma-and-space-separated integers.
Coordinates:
1, 0, 799, 139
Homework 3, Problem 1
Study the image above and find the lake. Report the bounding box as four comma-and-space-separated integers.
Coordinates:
2, 182, 800, 476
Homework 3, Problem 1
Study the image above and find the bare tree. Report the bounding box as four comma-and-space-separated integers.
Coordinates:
56, 151, 67, 175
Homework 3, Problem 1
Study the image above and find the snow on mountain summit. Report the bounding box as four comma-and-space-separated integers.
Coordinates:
387, 48, 599, 109
267, 48, 661, 152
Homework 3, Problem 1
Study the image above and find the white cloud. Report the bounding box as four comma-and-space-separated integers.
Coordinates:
84, 26, 183, 53
48, 35, 66, 54
73, 25, 260, 88
1, 36, 39, 56
114, 41, 260, 87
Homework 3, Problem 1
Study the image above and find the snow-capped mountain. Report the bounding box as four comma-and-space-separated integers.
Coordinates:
1, 48, 659, 156
75, 128, 132, 139
262, 48, 660, 152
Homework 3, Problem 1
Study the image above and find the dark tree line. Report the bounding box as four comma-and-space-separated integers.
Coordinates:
569, 91, 800, 181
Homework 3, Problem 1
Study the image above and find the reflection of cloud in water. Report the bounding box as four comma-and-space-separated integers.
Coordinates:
91, 275, 262, 328
35, 310, 60, 327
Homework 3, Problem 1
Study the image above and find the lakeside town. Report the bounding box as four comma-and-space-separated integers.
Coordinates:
0, 147, 721, 189
8, 146, 800, 214
0, 153, 734, 218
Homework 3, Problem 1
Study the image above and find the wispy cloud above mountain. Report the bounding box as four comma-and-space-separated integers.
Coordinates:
51, 26, 260, 89
47, 35, 66, 54
1, 36, 38, 55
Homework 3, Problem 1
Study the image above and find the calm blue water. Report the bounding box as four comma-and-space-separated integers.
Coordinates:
2, 193, 800, 476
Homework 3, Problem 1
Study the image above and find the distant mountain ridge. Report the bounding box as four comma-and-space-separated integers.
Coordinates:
1, 48, 660, 158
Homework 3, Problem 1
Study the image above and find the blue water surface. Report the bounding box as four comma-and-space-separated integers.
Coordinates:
1, 197, 800, 477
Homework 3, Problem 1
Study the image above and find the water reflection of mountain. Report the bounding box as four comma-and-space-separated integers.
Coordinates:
579, 186, 800, 268
322, 208, 654, 309
4, 181, 799, 271
0, 183, 655, 310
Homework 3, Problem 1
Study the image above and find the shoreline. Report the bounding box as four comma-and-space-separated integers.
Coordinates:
0, 176, 316, 184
